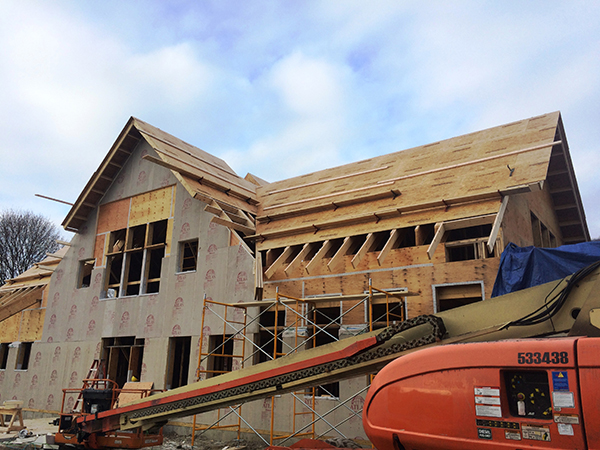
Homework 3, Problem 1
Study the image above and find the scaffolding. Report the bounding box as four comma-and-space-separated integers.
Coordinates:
192, 281, 406, 446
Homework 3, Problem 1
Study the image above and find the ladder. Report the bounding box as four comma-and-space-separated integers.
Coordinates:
72, 359, 104, 413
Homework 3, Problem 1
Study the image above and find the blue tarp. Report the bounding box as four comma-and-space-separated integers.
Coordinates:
491, 241, 600, 297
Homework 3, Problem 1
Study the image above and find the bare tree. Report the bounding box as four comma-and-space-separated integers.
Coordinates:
0, 210, 62, 285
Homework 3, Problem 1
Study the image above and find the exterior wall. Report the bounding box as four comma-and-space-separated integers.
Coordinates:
502, 189, 564, 248
262, 245, 500, 316
0, 140, 255, 418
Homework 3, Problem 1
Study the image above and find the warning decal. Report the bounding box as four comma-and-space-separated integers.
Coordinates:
522, 425, 551, 442
474, 387, 502, 418
552, 371, 569, 391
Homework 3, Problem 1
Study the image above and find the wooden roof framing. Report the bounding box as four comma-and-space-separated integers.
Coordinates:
0, 247, 66, 322
253, 112, 588, 250
62, 112, 587, 247
63, 118, 259, 235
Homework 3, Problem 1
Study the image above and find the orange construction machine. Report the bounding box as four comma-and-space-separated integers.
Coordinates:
364, 337, 600, 449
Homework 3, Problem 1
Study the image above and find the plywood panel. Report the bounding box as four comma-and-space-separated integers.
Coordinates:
19, 309, 45, 341
129, 186, 174, 227
94, 234, 106, 267
97, 198, 130, 234
0, 313, 20, 342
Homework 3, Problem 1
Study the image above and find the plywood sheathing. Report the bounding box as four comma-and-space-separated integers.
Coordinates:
137, 123, 258, 213
254, 113, 565, 250
63, 118, 143, 232
63, 116, 255, 233
0, 247, 66, 343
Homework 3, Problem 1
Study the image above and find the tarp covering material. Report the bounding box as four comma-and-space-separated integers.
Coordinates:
492, 241, 600, 297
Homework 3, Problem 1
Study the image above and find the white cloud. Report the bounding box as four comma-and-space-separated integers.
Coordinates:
0, 0, 599, 238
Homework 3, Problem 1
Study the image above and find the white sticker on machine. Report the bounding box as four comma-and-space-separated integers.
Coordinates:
553, 392, 575, 409
557, 423, 574, 436
474, 387, 500, 397
475, 404, 502, 418
522, 425, 551, 442
474, 387, 502, 418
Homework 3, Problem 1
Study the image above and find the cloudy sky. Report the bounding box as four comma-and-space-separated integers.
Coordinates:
1, 1, 599, 239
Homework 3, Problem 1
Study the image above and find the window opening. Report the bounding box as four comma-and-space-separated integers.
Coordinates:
434, 284, 482, 312
371, 302, 403, 329
179, 240, 199, 272
104, 220, 167, 298
0, 343, 9, 370
102, 337, 144, 388
208, 335, 234, 377
78, 259, 95, 288
15, 342, 32, 370
445, 224, 497, 262
531, 213, 543, 247
166, 337, 191, 389
254, 308, 285, 364
311, 307, 340, 397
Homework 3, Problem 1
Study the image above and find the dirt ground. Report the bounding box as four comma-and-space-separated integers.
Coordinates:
0, 417, 362, 450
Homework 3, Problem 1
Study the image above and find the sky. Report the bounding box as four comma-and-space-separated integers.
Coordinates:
1, 1, 599, 239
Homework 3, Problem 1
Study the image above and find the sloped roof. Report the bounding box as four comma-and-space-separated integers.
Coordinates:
0, 246, 67, 322
63, 118, 258, 232
253, 111, 589, 248
62, 112, 588, 246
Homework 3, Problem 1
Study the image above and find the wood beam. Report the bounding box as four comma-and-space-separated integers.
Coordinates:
488, 196, 509, 253
266, 166, 390, 195
377, 229, 402, 266
305, 240, 332, 274
264, 246, 294, 279
328, 237, 353, 272
351, 233, 375, 269
427, 223, 446, 260
210, 216, 255, 236
264, 181, 395, 211
0, 287, 42, 322
285, 243, 313, 275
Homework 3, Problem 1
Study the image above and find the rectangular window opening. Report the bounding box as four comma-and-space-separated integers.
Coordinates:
103, 219, 168, 298
310, 307, 340, 398
207, 335, 234, 378
0, 343, 10, 370
371, 302, 404, 329
435, 284, 483, 312
166, 337, 191, 390
179, 240, 199, 272
78, 259, 95, 289
103, 337, 144, 388
15, 342, 33, 370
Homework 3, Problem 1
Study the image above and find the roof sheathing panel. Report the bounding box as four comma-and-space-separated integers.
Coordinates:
62, 117, 141, 231
255, 113, 561, 249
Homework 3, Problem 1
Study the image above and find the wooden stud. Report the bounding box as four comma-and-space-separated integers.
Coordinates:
265, 246, 294, 279
210, 216, 255, 236
327, 236, 353, 272
306, 240, 332, 274
351, 233, 375, 269
488, 195, 509, 253
285, 243, 313, 275
427, 223, 446, 260
377, 229, 401, 266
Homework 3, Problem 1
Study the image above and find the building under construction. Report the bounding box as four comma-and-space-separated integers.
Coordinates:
0, 111, 590, 443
